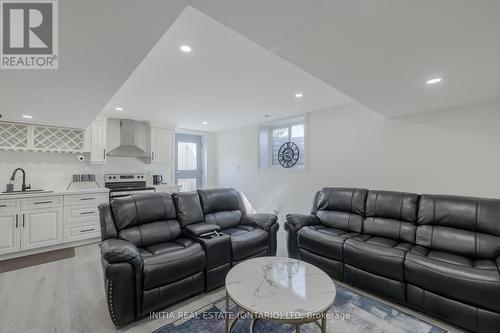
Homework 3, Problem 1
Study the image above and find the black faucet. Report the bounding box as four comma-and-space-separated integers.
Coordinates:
10, 168, 31, 192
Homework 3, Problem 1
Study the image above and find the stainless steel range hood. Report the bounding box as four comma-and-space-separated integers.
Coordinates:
107, 119, 149, 158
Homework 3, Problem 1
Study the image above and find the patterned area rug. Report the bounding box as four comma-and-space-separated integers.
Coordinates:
152, 285, 446, 333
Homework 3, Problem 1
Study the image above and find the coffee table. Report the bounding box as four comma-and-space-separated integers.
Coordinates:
225, 257, 336, 333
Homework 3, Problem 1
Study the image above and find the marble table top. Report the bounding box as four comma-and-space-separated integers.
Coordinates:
225, 257, 336, 320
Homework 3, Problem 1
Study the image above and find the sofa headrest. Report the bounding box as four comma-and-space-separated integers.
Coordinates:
316, 187, 368, 215
198, 188, 242, 214
366, 190, 419, 223
172, 191, 204, 226
110, 192, 177, 231
418, 194, 500, 236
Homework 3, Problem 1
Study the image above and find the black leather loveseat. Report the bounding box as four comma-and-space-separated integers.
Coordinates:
285, 187, 500, 333
99, 188, 278, 327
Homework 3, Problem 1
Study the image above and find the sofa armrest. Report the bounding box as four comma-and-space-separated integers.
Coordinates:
183, 222, 221, 237
100, 239, 143, 273
284, 214, 319, 259
285, 214, 319, 231
242, 213, 278, 232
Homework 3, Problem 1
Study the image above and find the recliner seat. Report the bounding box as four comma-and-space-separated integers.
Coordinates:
286, 187, 500, 333
343, 190, 418, 303
405, 194, 500, 332
196, 188, 279, 264
287, 187, 368, 279
99, 192, 206, 327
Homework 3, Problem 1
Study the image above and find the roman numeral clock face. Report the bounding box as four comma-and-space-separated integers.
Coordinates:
278, 141, 300, 168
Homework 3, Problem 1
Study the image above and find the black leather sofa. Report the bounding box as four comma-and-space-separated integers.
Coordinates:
285, 187, 500, 333
99, 188, 278, 327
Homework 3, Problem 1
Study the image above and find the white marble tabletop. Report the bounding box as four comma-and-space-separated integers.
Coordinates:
225, 257, 336, 320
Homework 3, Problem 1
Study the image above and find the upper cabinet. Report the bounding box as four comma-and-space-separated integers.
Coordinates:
88, 120, 107, 164
86, 118, 174, 165
150, 126, 174, 164
0, 122, 85, 153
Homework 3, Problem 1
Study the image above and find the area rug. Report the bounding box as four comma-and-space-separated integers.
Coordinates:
152, 284, 446, 333
0, 248, 75, 273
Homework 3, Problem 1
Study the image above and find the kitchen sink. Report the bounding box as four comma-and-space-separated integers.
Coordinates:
1, 189, 54, 195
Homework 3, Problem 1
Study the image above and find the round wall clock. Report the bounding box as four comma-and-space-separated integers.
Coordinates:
278, 141, 300, 168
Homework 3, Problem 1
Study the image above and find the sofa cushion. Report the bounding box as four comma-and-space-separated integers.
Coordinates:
223, 226, 268, 261
417, 194, 500, 259
142, 241, 205, 290
363, 190, 419, 243
298, 225, 359, 261
315, 187, 368, 233
405, 246, 500, 313
118, 220, 181, 247
110, 192, 177, 230
172, 191, 204, 226
343, 235, 412, 281
205, 210, 242, 230
198, 188, 242, 214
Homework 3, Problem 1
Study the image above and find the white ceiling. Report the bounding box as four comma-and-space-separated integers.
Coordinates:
1, 1, 499, 129
0, 0, 189, 128
101, 7, 352, 132
194, 0, 500, 118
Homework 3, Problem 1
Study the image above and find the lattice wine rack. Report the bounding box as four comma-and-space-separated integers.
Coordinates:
0, 121, 85, 153
0, 122, 28, 149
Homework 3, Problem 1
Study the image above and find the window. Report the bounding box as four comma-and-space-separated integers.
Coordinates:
259, 115, 307, 170
175, 133, 203, 191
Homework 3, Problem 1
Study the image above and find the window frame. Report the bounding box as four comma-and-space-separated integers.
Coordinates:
258, 114, 308, 172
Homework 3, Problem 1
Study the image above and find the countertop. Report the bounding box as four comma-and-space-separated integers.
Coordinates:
0, 188, 109, 200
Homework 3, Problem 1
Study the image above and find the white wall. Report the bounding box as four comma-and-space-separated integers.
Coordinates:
0, 129, 217, 193
216, 103, 500, 221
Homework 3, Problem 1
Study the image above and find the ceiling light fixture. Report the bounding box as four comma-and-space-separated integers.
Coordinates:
115, 107, 123, 111
426, 78, 442, 85
179, 45, 192, 53
295, 93, 303, 98
22, 115, 33, 119
202, 121, 208, 125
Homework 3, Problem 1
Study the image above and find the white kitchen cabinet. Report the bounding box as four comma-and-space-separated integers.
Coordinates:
21, 208, 64, 250
64, 191, 107, 242
0, 191, 106, 258
0, 121, 85, 153
89, 120, 107, 164
150, 127, 173, 164
0, 213, 21, 255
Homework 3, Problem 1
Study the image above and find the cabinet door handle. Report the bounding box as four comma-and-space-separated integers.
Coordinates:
80, 228, 95, 233
80, 197, 95, 201
16, 215, 18, 228
22, 214, 25, 227
80, 211, 95, 215
34, 201, 52, 205
152, 151, 155, 161
104, 149, 106, 160
0, 204, 6, 208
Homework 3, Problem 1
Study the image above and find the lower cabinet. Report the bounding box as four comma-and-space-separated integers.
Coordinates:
0, 213, 21, 255
0, 191, 106, 258
22, 208, 64, 251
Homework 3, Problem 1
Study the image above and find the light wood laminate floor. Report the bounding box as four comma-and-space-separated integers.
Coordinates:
0, 240, 463, 333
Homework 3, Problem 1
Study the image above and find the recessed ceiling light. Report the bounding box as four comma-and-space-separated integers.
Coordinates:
202, 121, 208, 125
295, 93, 303, 98
179, 45, 192, 53
115, 107, 123, 111
22, 115, 33, 119
426, 78, 442, 85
